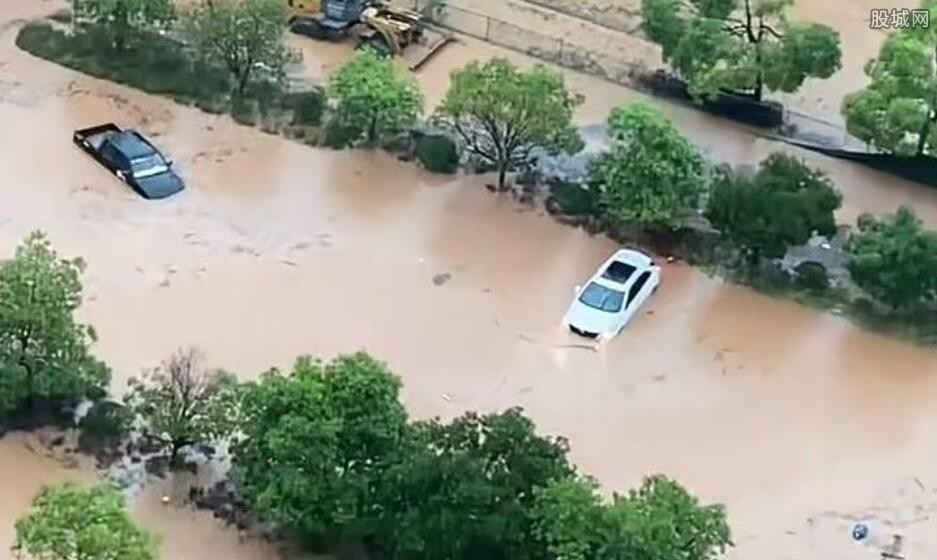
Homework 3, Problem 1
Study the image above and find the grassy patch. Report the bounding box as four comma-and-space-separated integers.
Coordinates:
16, 21, 325, 138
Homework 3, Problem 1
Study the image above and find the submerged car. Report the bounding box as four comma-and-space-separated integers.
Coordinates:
563, 249, 661, 340
73, 123, 184, 200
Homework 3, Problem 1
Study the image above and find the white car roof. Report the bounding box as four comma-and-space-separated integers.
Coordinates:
591, 249, 654, 290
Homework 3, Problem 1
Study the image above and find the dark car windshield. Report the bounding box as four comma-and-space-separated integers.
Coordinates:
131, 154, 169, 178
578, 282, 624, 313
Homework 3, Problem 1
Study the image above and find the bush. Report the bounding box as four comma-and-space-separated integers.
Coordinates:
415, 134, 459, 174
16, 22, 230, 105
548, 182, 598, 216
323, 118, 360, 149
286, 90, 325, 126
78, 401, 132, 452
794, 261, 829, 292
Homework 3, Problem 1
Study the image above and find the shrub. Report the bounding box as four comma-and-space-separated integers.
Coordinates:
549, 182, 598, 216
323, 118, 360, 149
287, 89, 325, 126
415, 134, 459, 174
794, 261, 829, 292
78, 401, 133, 452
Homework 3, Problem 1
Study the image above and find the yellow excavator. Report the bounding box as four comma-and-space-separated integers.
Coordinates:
287, 0, 451, 70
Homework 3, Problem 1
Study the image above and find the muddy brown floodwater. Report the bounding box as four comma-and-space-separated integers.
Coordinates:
2, 1, 937, 560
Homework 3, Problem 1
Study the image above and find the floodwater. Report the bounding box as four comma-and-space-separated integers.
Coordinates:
1, 2, 937, 560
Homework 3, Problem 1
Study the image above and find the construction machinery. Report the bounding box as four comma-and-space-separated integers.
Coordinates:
287, 0, 452, 71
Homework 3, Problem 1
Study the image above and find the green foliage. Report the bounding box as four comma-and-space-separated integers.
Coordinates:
706, 153, 842, 261
373, 408, 573, 560
287, 89, 325, 126
588, 103, 705, 230
530, 475, 732, 560
13, 483, 158, 560
182, 0, 293, 96
641, 0, 841, 100
604, 475, 732, 560
124, 348, 239, 465
415, 134, 459, 174
530, 477, 607, 560
847, 207, 937, 311
327, 50, 423, 146
78, 401, 133, 452
549, 182, 599, 216
71, 0, 175, 50
842, 31, 937, 156
233, 352, 408, 541
0, 232, 109, 415
438, 57, 583, 189
16, 22, 230, 106
794, 261, 830, 292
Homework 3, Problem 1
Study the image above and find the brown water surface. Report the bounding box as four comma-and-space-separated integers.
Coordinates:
1, 2, 937, 560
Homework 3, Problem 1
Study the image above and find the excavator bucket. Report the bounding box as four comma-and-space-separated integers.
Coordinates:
403, 24, 454, 71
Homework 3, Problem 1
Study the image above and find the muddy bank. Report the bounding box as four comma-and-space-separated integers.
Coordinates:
1, 3, 937, 560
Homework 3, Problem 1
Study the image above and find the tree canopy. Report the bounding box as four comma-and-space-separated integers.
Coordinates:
71, 0, 175, 50
641, 0, 842, 100
182, 0, 293, 95
0, 232, 109, 416
327, 50, 424, 146
706, 153, 842, 262
847, 207, 937, 311
588, 103, 705, 230
842, 10, 937, 156
530, 475, 732, 560
438, 57, 583, 189
13, 483, 158, 560
372, 408, 573, 560
124, 348, 239, 465
233, 352, 408, 541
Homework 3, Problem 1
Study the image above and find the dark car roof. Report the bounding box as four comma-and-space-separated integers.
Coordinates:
108, 131, 157, 159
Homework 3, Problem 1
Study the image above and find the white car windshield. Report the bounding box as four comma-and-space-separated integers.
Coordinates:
579, 282, 624, 313
131, 154, 169, 178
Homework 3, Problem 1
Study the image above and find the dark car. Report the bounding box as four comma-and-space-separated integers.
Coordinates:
74, 123, 184, 199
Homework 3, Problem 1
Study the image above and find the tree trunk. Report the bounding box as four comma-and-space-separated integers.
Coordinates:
916, 109, 935, 156
753, 72, 764, 103
497, 162, 509, 191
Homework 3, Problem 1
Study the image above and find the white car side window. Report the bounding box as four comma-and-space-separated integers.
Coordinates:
627, 272, 650, 307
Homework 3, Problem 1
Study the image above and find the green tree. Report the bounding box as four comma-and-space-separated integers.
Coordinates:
842, 16, 937, 156
530, 476, 607, 560
641, 0, 841, 101
124, 348, 238, 466
182, 0, 293, 96
588, 103, 705, 230
0, 232, 109, 417
847, 207, 937, 311
13, 483, 158, 560
72, 0, 175, 50
604, 475, 732, 560
706, 153, 842, 263
233, 352, 407, 542
438, 57, 583, 190
373, 408, 573, 560
327, 50, 423, 146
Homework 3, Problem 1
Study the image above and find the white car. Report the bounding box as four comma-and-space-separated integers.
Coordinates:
563, 249, 661, 340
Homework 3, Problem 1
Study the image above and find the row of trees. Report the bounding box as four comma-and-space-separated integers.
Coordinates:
583, 101, 937, 317
232, 354, 731, 560
640, 0, 937, 158
71, 0, 294, 96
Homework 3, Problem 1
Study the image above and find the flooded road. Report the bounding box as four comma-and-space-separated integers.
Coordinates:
1, 2, 937, 560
